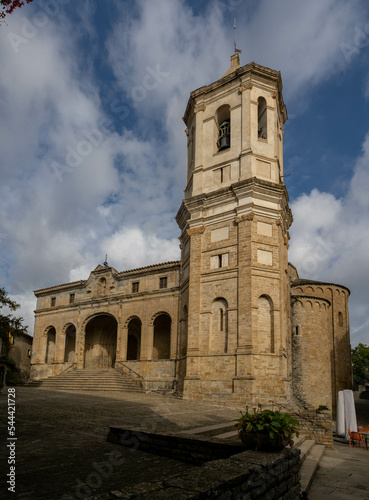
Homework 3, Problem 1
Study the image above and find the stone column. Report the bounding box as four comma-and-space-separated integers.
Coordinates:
145, 323, 154, 361
54, 331, 66, 364
186, 226, 205, 355
75, 329, 85, 369
241, 83, 252, 153
116, 322, 128, 362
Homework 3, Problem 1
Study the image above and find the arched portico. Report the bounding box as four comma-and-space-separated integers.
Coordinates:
84, 314, 117, 368
152, 312, 171, 360
45, 326, 56, 364
64, 323, 76, 363
127, 316, 142, 360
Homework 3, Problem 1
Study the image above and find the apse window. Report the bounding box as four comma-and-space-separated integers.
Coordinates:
51, 297, 56, 307
69, 293, 75, 304
159, 277, 168, 289
216, 105, 231, 152
132, 282, 139, 293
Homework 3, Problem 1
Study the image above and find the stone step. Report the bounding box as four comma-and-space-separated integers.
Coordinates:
27, 368, 144, 393
297, 439, 315, 463
180, 421, 236, 437
300, 444, 325, 495
216, 429, 239, 440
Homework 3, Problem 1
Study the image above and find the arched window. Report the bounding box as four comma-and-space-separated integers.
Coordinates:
258, 295, 274, 353
216, 105, 231, 151
258, 97, 267, 140
210, 298, 228, 353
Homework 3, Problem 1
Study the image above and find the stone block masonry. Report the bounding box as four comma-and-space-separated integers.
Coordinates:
107, 427, 301, 499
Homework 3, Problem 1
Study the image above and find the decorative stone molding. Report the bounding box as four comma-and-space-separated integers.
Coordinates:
234, 213, 254, 224
194, 104, 206, 114
272, 90, 278, 99
239, 82, 253, 92
184, 128, 189, 137
187, 226, 206, 236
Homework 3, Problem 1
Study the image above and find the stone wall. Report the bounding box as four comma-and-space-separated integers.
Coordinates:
107, 427, 301, 499
291, 281, 352, 414
8, 332, 33, 382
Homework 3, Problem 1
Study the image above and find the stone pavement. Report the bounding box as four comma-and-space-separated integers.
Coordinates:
1, 387, 369, 499
0, 387, 242, 499
308, 398, 369, 500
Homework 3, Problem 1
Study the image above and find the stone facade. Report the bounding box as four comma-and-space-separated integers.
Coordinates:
31, 55, 352, 414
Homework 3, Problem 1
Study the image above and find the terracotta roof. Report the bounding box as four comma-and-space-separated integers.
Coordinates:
34, 280, 86, 294
117, 261, 181, 276
34, 260, 181, 295
291, 279, 350, 295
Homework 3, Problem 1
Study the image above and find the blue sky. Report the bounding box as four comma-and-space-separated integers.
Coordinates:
0, 0, 369, 347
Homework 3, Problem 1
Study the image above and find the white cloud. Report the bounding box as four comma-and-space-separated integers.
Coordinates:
289, 132, 369, 347
1, 0, 369, 348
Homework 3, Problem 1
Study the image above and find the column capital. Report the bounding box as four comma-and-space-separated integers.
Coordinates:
187, 225, 206, 236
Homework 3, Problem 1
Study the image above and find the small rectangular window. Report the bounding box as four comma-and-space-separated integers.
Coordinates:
69, 293, 75, 304
132, 282, 139, 293
51, 297, 56, 307
159, 277, 168, 289
27, 348, 31, 357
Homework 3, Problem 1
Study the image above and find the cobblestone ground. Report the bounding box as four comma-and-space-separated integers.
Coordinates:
0, 387, 241, 499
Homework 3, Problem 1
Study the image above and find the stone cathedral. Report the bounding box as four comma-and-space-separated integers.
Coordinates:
31, 55, 352, 414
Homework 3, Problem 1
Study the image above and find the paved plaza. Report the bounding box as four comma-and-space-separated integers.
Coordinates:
1, 387, 369, 499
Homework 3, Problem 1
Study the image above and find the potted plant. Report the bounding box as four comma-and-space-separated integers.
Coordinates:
234, 405, 300, 452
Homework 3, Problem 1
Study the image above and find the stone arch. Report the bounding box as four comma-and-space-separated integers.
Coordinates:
152, 312, 171, 360
210, 298, 228, 353
257, 295, 274, 353
126, 316, 142, 361
45, 326, 56, 364
83, 313, 117, 368
63, 323, 76, 363
258, 96, 267, 139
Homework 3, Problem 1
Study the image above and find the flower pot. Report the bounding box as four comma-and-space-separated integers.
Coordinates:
239, 430, 285, 452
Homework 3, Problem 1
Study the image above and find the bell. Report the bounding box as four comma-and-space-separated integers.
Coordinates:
219, 135, 230, 150
218, 119, 230, 151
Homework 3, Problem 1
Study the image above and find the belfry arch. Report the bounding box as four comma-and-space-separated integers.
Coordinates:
84, 314, 117, 368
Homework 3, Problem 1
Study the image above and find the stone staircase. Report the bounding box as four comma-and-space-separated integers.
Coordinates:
27, 368, 144, 393
180, 422, 325, 497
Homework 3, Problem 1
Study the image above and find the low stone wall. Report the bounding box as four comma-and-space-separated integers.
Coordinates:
107, 428, 301, 499
295, 410, 333, 447
120, 359, 176, 392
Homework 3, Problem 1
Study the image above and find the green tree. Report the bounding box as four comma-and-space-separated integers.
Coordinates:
351, 343, 369, 385
0, 287, 28, 354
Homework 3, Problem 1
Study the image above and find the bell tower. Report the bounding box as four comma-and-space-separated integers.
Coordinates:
176, 54, 293, 404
